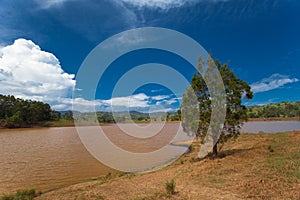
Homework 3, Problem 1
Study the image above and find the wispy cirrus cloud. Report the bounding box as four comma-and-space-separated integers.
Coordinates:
34, 0, 228, 10
115, 0, 227, 10
251, 73, 299, 93
150, 95, 170, 101
102, 93, 150, 108
117, 0, 192, 9
99, 93, 178, 113
33, 0, 74, 9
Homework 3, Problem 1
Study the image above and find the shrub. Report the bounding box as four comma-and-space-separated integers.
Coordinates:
268, 145, 274, 152
165, 179, 176, 196
0, 189, 37, 200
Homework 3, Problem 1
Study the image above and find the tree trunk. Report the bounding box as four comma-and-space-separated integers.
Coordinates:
213, 143, 218, 157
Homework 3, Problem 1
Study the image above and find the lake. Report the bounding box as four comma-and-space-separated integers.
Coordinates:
0, 123, 190, 193
1, 121, 300, 193
241, 121, 300, 133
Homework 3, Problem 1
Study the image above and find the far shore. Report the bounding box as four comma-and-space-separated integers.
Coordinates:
248, 117, 300, 121
1, 117, 300, 130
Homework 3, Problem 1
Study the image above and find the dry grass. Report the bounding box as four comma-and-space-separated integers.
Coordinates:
37, 131, 300, 200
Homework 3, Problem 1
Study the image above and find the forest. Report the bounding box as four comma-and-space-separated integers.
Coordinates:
247, 101, 300, 118
0, 94, 60, 128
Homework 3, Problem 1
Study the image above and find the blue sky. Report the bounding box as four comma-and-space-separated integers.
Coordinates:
0, 0, 299, 112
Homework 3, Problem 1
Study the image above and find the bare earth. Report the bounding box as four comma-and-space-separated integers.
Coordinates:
37, 131, 300, 200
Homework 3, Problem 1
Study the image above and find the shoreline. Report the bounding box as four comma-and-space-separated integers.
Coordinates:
1, 117, 300, 130
248, 117, 300, 122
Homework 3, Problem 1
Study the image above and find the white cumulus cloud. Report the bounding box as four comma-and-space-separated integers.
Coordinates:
0, 38, 75, 107
0, 38, 181, 112
102, 93, 150, 108
251, 73, 299, 93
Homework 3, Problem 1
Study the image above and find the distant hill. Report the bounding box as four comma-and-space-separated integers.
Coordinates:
47, 100, 300, 123
59, 100, 300, 123
58, 110, 81, 115
65, 110, 179, 123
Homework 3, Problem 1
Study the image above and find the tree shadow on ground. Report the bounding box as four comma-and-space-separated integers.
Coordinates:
214, 147, 254, 159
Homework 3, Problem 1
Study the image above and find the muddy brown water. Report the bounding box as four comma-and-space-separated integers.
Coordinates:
3, 121, 300, 194
241, 121, 300, 133
0, 123, 188, 194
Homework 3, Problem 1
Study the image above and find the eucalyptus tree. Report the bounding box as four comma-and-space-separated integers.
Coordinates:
181, 56, 253, 157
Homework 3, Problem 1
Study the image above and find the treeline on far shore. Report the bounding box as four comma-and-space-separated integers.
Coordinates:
1, 94, 300, 129
75, 110, 181, 124
0, 94, 180, 128
0, 94, 71, 128
49, 101, 300, 125
247, 101, 300, 119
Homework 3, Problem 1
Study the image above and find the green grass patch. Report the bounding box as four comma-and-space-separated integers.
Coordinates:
267, 153, 300, 180
209, 177, 226, 184
266, 133, 300, 180
271, 132, 287, 138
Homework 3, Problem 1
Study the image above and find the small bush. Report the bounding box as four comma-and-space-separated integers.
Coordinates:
0, 189, 37, 200
188, 145, 194, 152
165, 179, 176, 196
268, 145, 274, 152
105, 172, 112, 179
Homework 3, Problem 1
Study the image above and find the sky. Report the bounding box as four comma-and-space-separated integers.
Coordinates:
0, 0, 299, 112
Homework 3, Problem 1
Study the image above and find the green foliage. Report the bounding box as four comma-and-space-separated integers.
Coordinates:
247, 101, 300, 118
57, 109, 181, 125
165, 179, 176, 196
0, 189, 38, 200
0, 94, 54, 128
166, 112, 180, 121
97, 112, 116, 123
129, 111, 150, 122
74, 111, 150, 124
5, 111, 22, 128
177, 109, 181, 120
181, 56, 253, 156
62, 111, 74, 120
95, 111, 179, 123
268, 145, 274, 153
50, 111, 61, 121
